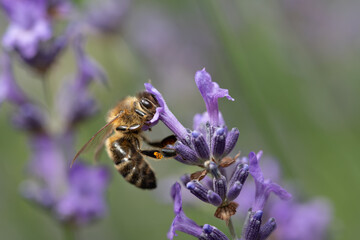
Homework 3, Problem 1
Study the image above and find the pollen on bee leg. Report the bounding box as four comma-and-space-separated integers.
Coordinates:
154, 152, 163, 159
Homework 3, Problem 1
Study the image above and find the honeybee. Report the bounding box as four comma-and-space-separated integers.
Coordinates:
71, 91, 177, 189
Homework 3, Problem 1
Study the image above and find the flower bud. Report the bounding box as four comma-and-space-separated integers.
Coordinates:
259, 218, 276, 240
186, 181, 209, 203
226, 181, 243, 201
212, 127, 226, 159
207, 190, 222, 206
192, 131, 210, 160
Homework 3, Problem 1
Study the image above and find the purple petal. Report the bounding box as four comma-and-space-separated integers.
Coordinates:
57, 80, 98, 128
20, 180, 55, 208
20, 30, 69, 73
248, 151, 264, 183
73, 35, 107, 87
0, 54, 27, 106
249, 151, 292, 211
27, 134, 68, 200
168, 182, 203, 239
170, 182, 182, 214
1, 0, 52, 58
56, 163, 110, 224
145, 83, 188, 142
195, 68, 234, 126
167, 211, 203, 240
12, 103, 46, 132
265, 182, 292, 201
270, 199, 332, 240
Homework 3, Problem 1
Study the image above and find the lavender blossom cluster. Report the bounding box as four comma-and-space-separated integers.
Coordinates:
146, 69, 331, 240
0, 1, 333, 239
0, 0, 118, 227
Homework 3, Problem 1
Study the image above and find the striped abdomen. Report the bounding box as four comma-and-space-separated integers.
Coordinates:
107, 138, 156, 189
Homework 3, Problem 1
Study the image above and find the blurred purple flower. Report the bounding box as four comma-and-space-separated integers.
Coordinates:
236, 156, 332, 240
0, 0, 72, 73
56, 36, 107, 129
234, 156, 282, 216
12, 103, 46, 132
0, 54, 27, 106
19, 30, 69, 74
21, 132, 111, 225
0, 0, 52, 58
86, 0, 130, 34
73, 35, 107, 87
145, 69, 239, 167
0, 54, 46, 132
56, 163, 110, 225
168, 182, 229, 240
25, 134, 68, 202
270, 198, 332, 240
3, 28, 111, 226
248, 151, 292, 211
57, 80, 98, 129
0, 0, 111, 229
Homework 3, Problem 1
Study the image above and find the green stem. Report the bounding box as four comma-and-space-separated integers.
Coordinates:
228, 217, 238, 240
41, 74, 51, 107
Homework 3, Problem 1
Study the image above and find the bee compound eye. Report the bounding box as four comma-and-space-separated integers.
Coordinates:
141, 98, 152, 109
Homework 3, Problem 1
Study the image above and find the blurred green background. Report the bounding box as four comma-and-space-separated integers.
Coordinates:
0, 0, 359, 239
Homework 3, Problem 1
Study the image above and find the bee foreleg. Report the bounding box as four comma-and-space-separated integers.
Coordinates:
141, 148, 177, 160
142, 135, 177, 148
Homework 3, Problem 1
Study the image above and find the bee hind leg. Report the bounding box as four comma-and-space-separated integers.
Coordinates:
141, 148, 177, 160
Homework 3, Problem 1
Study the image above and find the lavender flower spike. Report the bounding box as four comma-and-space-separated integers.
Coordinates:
56, 163, 110, 225
146, 69, 239, 166
168, 182, 229, 240
1, 0, 52, 58
195, 68, 234, 126
249, 151, 292, 211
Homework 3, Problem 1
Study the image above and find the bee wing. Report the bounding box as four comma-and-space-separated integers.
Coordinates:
70, 114, 121, 167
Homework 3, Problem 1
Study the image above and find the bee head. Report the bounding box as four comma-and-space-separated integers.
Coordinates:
136, 91, 159, 118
